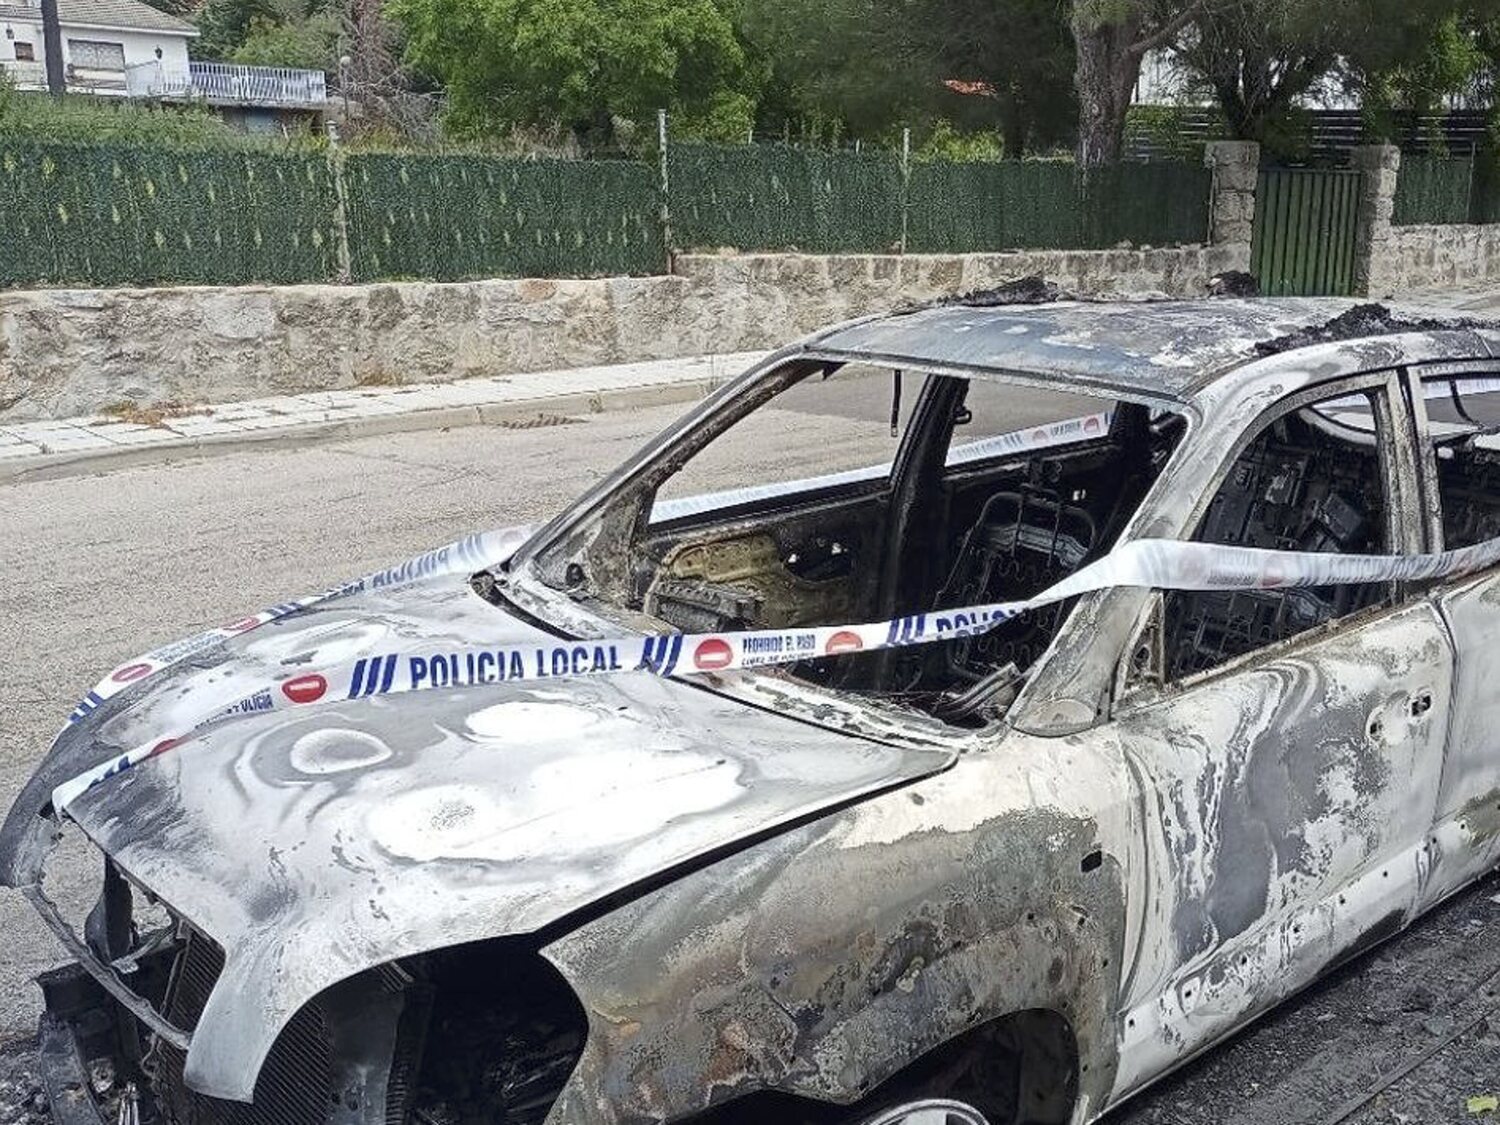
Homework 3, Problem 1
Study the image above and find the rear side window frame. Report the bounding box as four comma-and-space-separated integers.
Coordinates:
1122, 368, 1418, 694
1404, 360, 1500, 565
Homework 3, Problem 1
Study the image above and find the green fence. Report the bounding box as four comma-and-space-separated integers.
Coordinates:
1477, 158, 1500, 225
667, 144, 904, 253
907, 159, 1211, 252
343, 153, 663, 281
1, 135, 1216, 289
1251, 166, 1362, 296
1393, 155, 1475, 225
0, 138, 338, 288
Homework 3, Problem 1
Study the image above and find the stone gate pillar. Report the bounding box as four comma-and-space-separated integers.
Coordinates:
1350, 144, 1402, 297
1203, 140, 1260, 272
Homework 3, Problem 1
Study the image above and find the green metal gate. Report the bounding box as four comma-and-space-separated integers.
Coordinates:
1250, 167, 1363, 296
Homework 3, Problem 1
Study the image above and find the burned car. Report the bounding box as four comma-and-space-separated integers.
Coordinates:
6, 295, 1500, 1125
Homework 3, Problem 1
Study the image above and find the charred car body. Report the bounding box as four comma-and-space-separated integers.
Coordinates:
6, 296, 1500, 1125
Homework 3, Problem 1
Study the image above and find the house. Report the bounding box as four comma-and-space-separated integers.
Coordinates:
0, 0, 327, 131
0, 0, 196, 94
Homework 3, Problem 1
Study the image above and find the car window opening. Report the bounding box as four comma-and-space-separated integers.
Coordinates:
1425, 376, 1500, 549
535, 362, 1187, 726
1164, 390, 1389, 681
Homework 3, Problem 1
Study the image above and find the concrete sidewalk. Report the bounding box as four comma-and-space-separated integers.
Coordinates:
0, 352, 767, 484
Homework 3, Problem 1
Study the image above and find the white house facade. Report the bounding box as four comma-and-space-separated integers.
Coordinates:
0, 0, 195, 94
0, 0, 327, 123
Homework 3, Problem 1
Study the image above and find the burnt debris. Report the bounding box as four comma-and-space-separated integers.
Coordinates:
1254, 303, 1500, 357
893, 275, 1073, 317
1207, 270, 1259, 298
940, 275, 1071, 308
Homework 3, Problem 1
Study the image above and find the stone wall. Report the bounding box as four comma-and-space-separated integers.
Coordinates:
1349, 144, 1500, 297
1370, 224, 1500, 297
0, 246, 1240, 421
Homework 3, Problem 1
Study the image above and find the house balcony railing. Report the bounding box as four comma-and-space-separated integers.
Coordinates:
1, 60, 47, 89
125, 60, 327, 108
1, 59, 129, 93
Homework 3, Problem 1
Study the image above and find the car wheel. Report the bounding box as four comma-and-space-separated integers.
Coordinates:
857, 1099, 990, 1125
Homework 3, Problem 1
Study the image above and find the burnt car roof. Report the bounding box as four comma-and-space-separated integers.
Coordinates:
804, 297, 1488, 402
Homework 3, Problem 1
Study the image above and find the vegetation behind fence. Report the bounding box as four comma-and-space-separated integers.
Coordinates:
3, 135, 1215, 290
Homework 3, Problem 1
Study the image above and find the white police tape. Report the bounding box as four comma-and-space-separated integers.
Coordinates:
51, 529, 1500, 814
64, 528, 533, 730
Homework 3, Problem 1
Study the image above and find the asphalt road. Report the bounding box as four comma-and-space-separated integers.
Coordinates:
1, 391, 1498, 1122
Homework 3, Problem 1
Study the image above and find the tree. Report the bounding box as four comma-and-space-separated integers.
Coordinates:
194, 0, 281, 59
739, 0, 1075, 155
388, 0, 757, 145
1165, 0, 1493, 152
1339, 1, 1494, 132
1070, 0, 1208, 166
919, 0, 1076, 155
1166, 0, 1338, 150
231, 10, 340, 70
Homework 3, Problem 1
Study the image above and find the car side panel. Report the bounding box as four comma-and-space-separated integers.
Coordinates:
1106, 599, 1453, 1102
541, 731, 1136, 1125
1421, 573, 1500, 909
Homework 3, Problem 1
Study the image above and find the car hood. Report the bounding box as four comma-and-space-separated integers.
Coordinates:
1, 529, 953, 1101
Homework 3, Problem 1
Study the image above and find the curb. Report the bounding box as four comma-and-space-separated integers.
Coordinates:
0, 376, 726, 487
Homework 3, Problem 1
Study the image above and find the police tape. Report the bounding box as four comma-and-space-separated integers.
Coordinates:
64, 528, 533, 730
51, 531, 1500, 814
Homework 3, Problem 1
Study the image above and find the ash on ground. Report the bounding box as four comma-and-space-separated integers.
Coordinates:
0, 1047, 47, 1125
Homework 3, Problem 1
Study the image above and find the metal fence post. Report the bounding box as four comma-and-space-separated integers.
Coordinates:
900, 127, 911, 255
326, 121, 354, 284
658, 109, 673, 272
1467, 148, 1478, 223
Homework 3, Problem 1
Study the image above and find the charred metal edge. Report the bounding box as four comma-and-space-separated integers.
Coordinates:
1253, 304, 1500, 357
889, 274, 1076, 317
23, 886, 192, 1051
34, 966, 113, 1125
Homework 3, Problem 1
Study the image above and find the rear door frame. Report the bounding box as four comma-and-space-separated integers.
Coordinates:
1401, 360, 1500, 913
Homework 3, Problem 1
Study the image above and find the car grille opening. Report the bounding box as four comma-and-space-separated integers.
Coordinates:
138, 935, 585, 1125
148, 931, 336, 1125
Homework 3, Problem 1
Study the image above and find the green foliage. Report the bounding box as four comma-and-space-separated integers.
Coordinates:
915, 121, 1005, 162
231, 10, 340, 70
1310, 0, 1498, 137
0, 90, 312, 148
194, 0, 281, 59
739, 0, 1075, 156
342, 152, 665, 279
1125, 105, 1218, 159
390, 0, 756, 146
0, 138, 339, 287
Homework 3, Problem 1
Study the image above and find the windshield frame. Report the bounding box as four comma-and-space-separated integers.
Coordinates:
495, 348, 1195, 739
